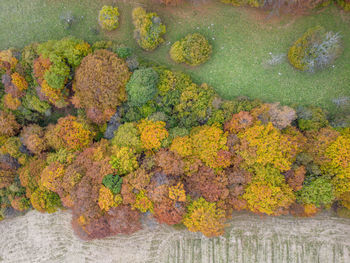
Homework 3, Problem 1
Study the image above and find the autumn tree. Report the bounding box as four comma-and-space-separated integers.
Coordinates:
183, 197, 226, 237
73, 49, 131, 124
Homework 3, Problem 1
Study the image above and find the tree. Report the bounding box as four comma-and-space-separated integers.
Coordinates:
183, 197, 226, 237
126, 68, 158, 107
20, 125, 47, 154
0, 111, 20, 136
137, 119, 168, 151
243, 165, 295, 215
73, 49, 131, 124
45, 115, 95, 151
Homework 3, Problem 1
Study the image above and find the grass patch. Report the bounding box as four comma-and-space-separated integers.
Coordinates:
0, 0, 349, 113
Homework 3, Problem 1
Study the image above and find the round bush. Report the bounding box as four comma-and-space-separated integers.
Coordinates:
132, 7, 166, 51
288, 26, 342, 72
98, 5, 120, 31
126, 68, 158, 106
170, 33, 212, 66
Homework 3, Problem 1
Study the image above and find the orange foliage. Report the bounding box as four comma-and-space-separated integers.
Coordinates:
224, 111, 254, 134
46, 115, 94, 151
0, 111, 20, 136
73, 49, 131, 124
169, 182, 186, 202
21, 125, 47, 154
4, 94, 21, 110
137, 119, 168, 151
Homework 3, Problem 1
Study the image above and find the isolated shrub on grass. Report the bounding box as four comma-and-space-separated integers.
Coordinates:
170, 33, 212, 66
126, 68, 158, 107
98, 6, 120, 31
288, 26, 342, 72
132, 7, 166, 51
73, 49, 131, 124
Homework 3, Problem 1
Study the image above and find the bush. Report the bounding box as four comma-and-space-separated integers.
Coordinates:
288, 26, 342, 72
337, 0, 350, 11
170, 33, 212, 66
132, 7, 166, 51
73, 49, 131, 124
126, 68, 158, 107
98, 6, 120, 31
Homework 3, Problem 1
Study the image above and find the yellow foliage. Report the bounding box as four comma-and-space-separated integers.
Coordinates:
132, 190, 153, 213
4, 94, 21, 110
11, 72, 28, 91
137, 119, 168, 150
170, 136, 193, 157
183, 197, 226, 237
98, 186, 115, 211
169, 182, 186, 202
237, 122, 301, 172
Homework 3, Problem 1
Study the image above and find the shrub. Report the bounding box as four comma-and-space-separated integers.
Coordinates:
170, 33, 212, 66
288, 26, 342, 72
297, 176, 334, 207
98, 6, 120, 31
126, 68, 158, 107
132, 7, 166, 51
73, 49, 131, 124
183, 197, 226, 237
337, 0, 350, 11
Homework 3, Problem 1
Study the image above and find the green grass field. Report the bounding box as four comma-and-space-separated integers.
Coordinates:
1, 0, 349, 113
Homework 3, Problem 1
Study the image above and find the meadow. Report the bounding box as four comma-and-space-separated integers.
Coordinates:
1, 0, 349, 113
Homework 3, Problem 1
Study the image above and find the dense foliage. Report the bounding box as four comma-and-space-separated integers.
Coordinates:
288, 26, 342, 72
98, 5, 120, 31
132, 7, 166, 51
170, 33, 212, 66
0, 36, 349, 240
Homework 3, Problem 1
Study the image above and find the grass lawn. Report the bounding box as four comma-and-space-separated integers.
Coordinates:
0, 0, 349, 113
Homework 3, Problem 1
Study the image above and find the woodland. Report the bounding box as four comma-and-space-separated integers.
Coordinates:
0, 0, 349, 240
